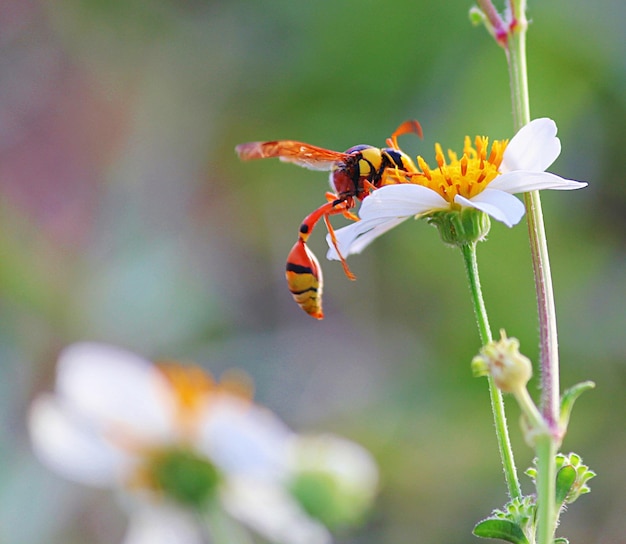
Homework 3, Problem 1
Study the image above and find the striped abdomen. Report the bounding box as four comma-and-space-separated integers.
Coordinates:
285, 239, 324, 319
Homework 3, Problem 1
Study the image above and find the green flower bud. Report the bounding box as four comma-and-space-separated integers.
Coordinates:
426, 207, 491, 247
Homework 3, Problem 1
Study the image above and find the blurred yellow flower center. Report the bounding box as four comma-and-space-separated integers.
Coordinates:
157, 362, 254, 435
158, 363, 216, 415
412, 136, 508, 203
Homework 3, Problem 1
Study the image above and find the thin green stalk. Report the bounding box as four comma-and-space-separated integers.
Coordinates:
506, 3, 559, 542
522, 189, 560, 429
534, 437, 558, 544
505, 18, 530, 130
461, 242, 522, 500
507, 0, 560, 432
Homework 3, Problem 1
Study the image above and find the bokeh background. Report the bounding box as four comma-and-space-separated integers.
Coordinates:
1, 0, 624, 542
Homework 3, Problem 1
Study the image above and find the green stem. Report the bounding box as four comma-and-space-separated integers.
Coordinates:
507, 0, 560, 428
506, 17, 530, 130
535, 437, 558, 544
461, 242, 522, 500
522, 190, 560, 429
506, 3, 559, 543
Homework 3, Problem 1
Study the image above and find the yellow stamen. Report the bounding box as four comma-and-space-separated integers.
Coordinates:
417, 156, 432, 180
435, 143, 446, 168
411, 135, 508, 203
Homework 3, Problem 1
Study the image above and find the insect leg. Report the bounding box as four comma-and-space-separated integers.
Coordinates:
323, 213, 356, 281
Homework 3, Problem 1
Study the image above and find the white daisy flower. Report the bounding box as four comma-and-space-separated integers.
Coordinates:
29, 342, 329, 544
327, 118, 587, 259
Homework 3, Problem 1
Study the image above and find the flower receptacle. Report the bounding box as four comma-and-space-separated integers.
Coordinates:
427, 208, 491, 247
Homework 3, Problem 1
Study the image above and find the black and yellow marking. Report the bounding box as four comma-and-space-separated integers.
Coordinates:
285, 255, 323, 319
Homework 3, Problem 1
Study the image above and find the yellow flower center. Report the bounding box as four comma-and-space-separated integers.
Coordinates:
411, 136, 508, 203
157, 362, 254, 436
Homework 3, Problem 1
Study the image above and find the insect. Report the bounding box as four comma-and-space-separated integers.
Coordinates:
235, 120, 422, 319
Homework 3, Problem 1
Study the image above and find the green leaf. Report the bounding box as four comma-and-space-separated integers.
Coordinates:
473, 519, 530, 544
554, 538, 569, 544
555, 465, 577, 507
560, 381, 595, 431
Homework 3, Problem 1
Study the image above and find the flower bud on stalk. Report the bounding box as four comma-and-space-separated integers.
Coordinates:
472, 330, 548, 446
472, 330, 532, 393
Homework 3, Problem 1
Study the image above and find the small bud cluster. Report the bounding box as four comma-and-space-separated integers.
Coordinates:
492, 495, 536, 532
472, 330, 532, 393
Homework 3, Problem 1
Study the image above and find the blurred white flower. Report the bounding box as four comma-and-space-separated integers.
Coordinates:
29, 343, 330, 544
327, 118, 587, 258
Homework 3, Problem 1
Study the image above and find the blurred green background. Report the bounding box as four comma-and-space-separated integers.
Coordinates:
1, 0, 624, 542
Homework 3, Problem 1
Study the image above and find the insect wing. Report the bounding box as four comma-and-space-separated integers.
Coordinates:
236, 140, 347, 171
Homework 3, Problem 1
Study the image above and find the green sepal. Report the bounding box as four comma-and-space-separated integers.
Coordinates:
560, 381, 595, 431
473, 519, 530, 544
426, 208, 490, 247
555, 464, 577, 508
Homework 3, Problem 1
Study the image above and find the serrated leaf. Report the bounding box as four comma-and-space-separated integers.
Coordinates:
555, 465, 577, 506
473, 519, 530, 544
560, 381, 595, 430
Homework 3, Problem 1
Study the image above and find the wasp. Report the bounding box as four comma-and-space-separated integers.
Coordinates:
235, 120, 422, 319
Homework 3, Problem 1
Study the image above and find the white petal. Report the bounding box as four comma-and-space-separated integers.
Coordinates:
57, 343, 174, 441
325, 185, 446, 259
123, 505, 204, 544
359, 184, 448, 220
29, 395, 128, 487
222, 478, 331, 544
501, 118, 561, 173
455, 190, 525, 227
488, 171, 588, 194
326, 217, 408, 260
198, 396, 292, 481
